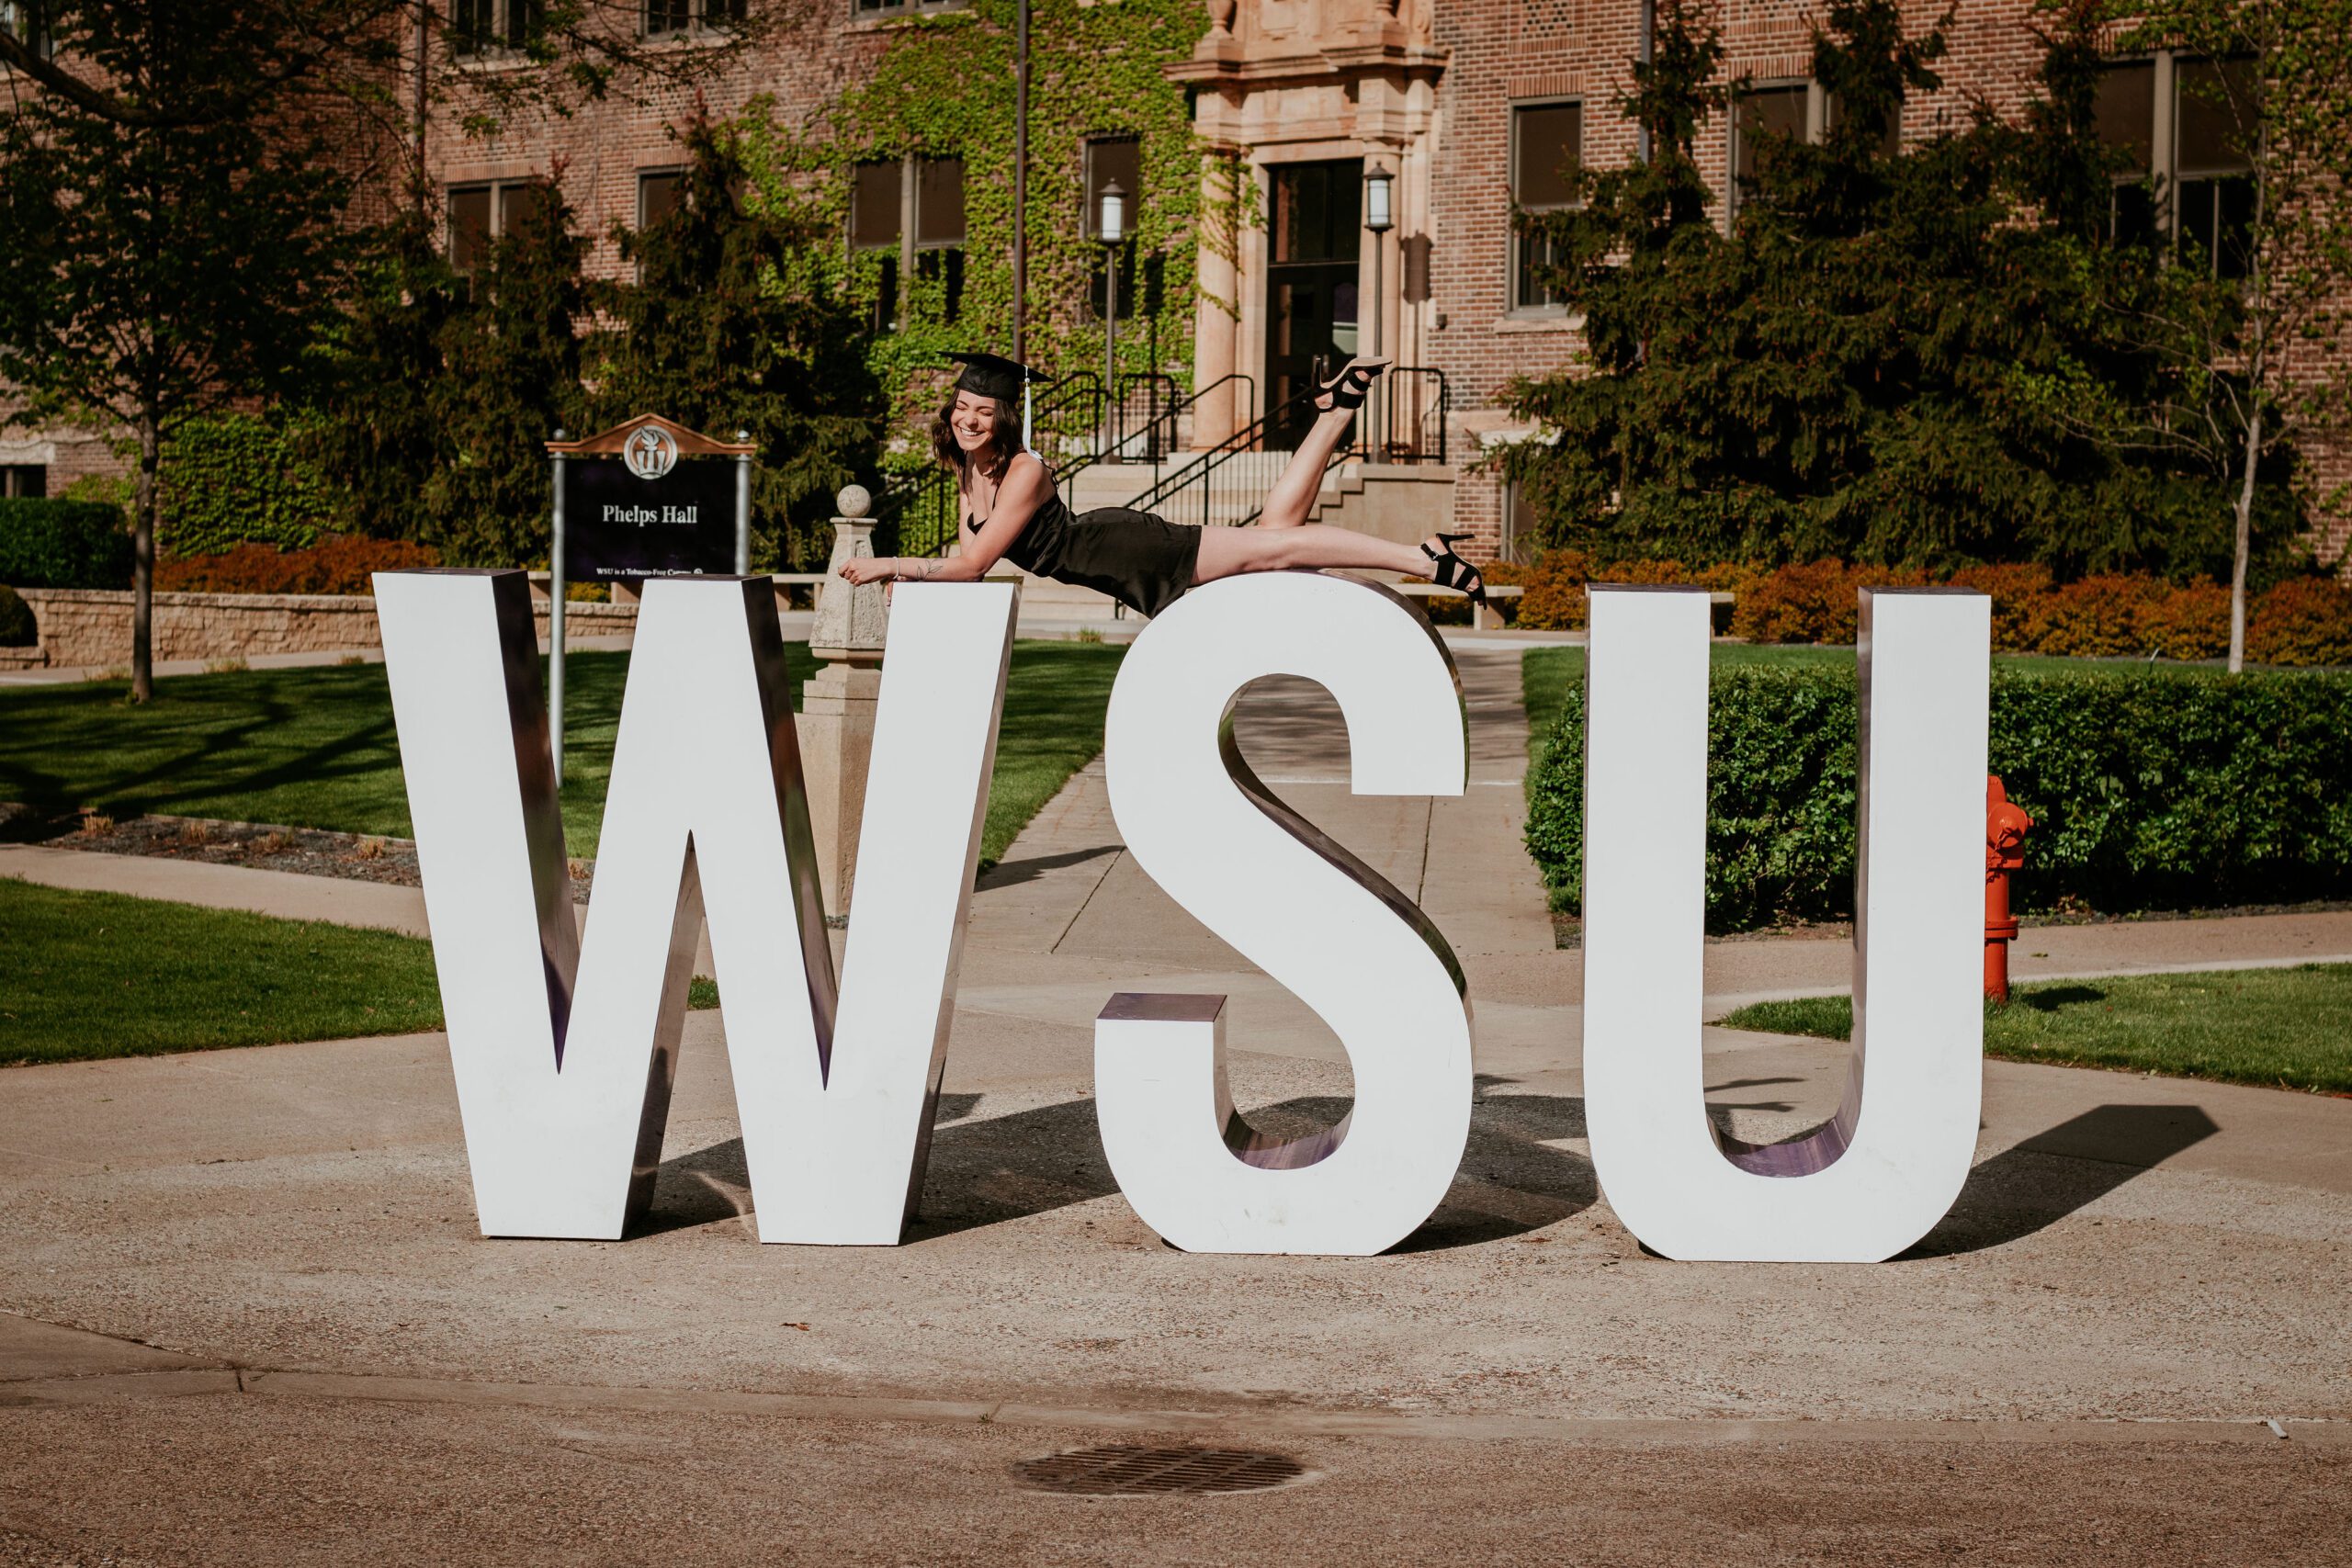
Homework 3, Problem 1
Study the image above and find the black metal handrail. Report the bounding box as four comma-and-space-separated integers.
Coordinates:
1107, 371, 1257, 468
1380, 367, 1448, 465
1125, 383, 1331, 531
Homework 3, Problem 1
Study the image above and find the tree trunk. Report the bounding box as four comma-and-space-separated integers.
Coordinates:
131, 401, 159, 702
2226, 403, 2261, 675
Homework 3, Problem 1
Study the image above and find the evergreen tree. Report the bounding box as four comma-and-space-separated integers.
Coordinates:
1499, 0, 2278, 581
426, 177, 589, 567
306, 214, 467, 546
593, 117, 884, 570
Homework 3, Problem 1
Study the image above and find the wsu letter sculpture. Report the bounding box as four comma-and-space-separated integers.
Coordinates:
376, 568, 1992, 1262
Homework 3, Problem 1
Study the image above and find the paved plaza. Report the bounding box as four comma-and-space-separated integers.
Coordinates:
4, 648, 2348, 1562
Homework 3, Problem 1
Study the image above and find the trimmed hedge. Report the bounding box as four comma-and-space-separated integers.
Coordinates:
1526, 666, 2352, 931
0, 498, 133, 590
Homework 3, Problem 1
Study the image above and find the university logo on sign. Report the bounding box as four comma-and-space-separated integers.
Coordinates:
623, 424, 678, 480
374, 570, 1990, 1263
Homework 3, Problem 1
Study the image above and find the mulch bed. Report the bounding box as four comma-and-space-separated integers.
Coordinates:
0, 803, 594, 902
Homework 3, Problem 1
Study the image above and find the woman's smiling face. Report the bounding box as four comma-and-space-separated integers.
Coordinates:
950, 390, 995, 454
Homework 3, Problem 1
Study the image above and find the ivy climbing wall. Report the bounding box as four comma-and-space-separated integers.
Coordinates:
743, 0, 1216, 456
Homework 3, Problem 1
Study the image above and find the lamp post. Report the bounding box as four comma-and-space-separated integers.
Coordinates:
1363, 165, 1394, 462
1099, 178, 1126, 462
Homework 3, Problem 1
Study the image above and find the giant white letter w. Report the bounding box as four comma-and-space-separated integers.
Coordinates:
375, 570, 1014, 1244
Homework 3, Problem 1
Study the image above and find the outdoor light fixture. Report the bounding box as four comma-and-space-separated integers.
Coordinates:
1098, 178, 1126, 245
1363, 166, 1395, 457
1100, 179, 1128, 458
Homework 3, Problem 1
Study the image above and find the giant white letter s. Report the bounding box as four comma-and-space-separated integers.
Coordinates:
1093, 572, 1474, 1257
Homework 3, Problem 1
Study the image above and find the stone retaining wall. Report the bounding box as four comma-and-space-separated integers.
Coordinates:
18, 589, 639, 671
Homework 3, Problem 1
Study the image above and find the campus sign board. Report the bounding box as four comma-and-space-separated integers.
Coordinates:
548, 414, 752, 582
372, 569, 1991, 1263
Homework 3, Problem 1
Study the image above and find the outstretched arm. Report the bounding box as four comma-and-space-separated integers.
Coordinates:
839, 455, 1051, 585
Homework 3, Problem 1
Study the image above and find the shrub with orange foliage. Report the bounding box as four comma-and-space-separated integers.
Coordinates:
155, 537, 441, 597
2248, 578, 2352, 668
2032, 575, 2162, 658
1948, 563, 2055, 651
2133, 580, 2231, 660
1729, 561, 1864, 643
1508, 549, 1595, 630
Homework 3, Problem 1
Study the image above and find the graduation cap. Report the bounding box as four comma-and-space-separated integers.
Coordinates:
946, 351, 1046, 404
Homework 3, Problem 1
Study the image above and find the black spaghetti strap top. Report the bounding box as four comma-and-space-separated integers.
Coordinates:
960, 450, 1203, 618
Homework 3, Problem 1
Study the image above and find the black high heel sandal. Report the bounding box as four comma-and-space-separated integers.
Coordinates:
1421, 531, 1489, 609
1314, 355, 1392, 412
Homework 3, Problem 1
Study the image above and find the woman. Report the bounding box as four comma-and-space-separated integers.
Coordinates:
837, 352, 1487, 613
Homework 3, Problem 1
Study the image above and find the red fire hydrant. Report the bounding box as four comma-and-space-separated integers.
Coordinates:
1984, 775, 2032, 1003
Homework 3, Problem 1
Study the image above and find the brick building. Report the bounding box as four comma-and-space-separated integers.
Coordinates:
7, 0, 2343, 567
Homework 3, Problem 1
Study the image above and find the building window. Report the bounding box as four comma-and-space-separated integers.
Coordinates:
645, 0, 743, 37
1502, 479, 1536, 563
452, 0, 541, 54
1511, 100, 1582, 312
2175, 57, 2256, 277
1083, 136, 1142, 240
2097, 53, 2256, 276
916, 155, 966, 325
638, 168, 687, 229
852, 0, 964, 17
851, 154, 964, 330
1733, 83, 1810, 185
446, 179, 542, 272
1, 464, 46, 500
0, 1, 56, 61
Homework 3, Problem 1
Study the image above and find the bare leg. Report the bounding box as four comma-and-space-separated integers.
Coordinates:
1193, 521, 1434, 584
1256, 404, 1363, 530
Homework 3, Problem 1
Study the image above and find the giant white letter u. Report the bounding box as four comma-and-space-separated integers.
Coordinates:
1580, 585, 1990, 1262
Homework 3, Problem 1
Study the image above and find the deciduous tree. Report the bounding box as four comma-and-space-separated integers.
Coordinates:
0, 6, 361, 698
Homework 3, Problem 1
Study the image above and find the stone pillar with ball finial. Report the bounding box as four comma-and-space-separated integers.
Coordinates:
798, 484, 889, 920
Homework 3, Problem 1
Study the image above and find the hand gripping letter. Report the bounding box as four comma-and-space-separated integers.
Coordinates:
1093, 571, 1474, 1256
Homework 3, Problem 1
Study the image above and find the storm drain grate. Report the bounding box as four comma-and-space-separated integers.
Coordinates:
1012, 1444, 1308, 1497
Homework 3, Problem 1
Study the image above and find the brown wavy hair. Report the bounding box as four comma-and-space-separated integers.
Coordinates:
931, 392, 1023, 483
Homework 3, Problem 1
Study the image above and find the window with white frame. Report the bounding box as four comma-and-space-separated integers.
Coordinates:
851, 0, 963, 17
452, 0, 541, 55
1729, 80, 1898, 214
2095, 54, 2256, 276
850, 154, 965, 331
447, 180, 543, 273
0, 1, 55, 62
644, 0, 745, 38
1511, 100, 1582, 312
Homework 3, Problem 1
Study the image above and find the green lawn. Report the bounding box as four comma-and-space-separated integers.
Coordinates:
0, 641, 1123, 867
1718, 964, 2352, 1095
0, 878, 447, 1065
1519, 644, 2220, 744
0, 878, 728, 1065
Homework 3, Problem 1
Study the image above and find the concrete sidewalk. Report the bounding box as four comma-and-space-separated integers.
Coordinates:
4, 644, 2348, 1562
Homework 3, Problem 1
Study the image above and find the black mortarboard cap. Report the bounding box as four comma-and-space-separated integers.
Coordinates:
947, 352, 1045, 403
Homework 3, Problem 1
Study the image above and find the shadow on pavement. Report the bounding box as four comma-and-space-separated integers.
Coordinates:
645, 1088, 1597, 1250
1905, 1102, 2221, 1258
976, 843, 1119, 890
